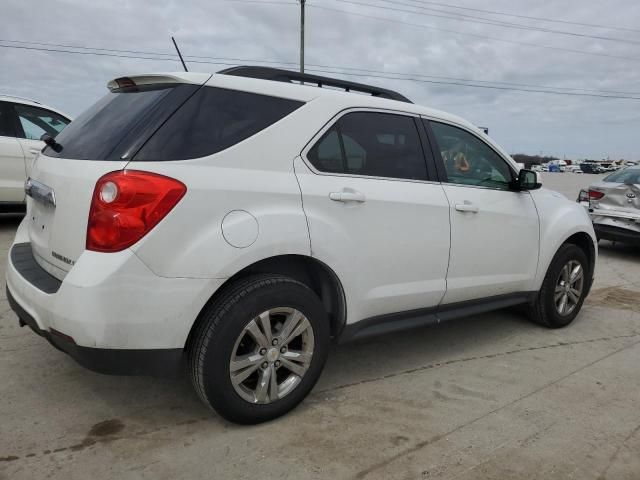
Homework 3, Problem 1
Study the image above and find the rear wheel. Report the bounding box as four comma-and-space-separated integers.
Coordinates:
189, 274, 329, 424
529, 244, 589, 328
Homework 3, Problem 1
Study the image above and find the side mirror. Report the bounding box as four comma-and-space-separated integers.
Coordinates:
511, 169, 542, 191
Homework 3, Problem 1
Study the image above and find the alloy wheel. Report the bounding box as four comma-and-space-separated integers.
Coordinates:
554, 260, 584, 316
229, 307, 315, 404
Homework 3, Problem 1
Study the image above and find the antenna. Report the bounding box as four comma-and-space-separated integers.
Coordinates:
171, 36, 188, 72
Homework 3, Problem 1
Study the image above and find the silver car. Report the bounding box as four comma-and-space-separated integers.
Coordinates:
585, 166, 640, 245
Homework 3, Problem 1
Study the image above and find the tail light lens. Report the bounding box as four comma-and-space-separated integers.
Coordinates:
87, 170, 186, 252
588, 189, 605, 200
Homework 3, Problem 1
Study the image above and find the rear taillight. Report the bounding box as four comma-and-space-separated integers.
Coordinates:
87, 170, 186, 252
588, 189, 605, 200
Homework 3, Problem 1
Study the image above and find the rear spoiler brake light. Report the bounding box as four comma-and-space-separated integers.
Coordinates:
107, 73, 212, 92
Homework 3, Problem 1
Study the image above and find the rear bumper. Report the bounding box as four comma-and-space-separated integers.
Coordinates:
7, 286, 183, 376
590, 209, 640, 245
593, 223, 640, 245
5, 226, 223, 375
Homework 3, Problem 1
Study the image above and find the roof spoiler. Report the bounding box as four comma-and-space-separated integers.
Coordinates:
218, 66, 412, 103
107, 73, 212, 91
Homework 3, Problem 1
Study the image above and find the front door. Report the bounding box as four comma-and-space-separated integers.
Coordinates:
426, 119, 540, 304
295, 110, 451, 323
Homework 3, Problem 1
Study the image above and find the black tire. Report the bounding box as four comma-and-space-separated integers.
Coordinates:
528, 244, 589, 328
189, 274, 329, 424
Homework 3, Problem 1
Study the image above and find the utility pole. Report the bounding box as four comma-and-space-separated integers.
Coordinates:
299, 0, 306, 73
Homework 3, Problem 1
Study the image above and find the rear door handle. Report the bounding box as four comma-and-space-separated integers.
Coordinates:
329, 191, 366, 203
455, 201, 479, 213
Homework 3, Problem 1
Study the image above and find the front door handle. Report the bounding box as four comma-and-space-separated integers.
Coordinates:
329, 191, 366, 203
29, 148, 41, 155
455, 201, 479, 213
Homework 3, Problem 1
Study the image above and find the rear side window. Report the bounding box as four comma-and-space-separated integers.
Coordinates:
307, 112, 428, 180
44, 83, 199, 160
14, 104, 69, 140
134, 87, 304, 161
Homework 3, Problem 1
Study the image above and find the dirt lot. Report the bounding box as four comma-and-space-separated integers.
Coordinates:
2, 172, 640, 480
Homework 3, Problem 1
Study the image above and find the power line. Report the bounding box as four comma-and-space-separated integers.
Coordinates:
4, 39, 640, 95
307, 4, 640, 63
330, 0, 640, 46
2, 42, 640, 101
397, 0, 640, 34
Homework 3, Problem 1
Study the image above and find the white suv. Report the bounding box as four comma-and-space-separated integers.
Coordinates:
6, 67, 597, 423
0, 95, 70, 212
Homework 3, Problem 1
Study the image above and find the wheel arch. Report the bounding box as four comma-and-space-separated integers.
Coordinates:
185, 254, 347, 352
562, 231, 597, 294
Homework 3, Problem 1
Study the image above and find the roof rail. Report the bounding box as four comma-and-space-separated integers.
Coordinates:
218, 66, 412, 103
0, 94, 40, 104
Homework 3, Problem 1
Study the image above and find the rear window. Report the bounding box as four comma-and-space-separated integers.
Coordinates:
133, 87, 304, 161
603, 168, 640, 184
44, 83, 199, 160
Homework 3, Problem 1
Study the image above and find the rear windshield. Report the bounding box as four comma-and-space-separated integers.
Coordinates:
133, 87, 304, 161
43, 83, 199, 160
603, 168, 640, 184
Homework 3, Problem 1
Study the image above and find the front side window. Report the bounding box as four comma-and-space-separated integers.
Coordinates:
429, 121, 513, 190
14, 104, 69, 140
307, 111, 428, 181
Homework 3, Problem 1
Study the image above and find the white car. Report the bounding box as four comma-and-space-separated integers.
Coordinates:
6, 68, 597, 423
0, 95, 71, 212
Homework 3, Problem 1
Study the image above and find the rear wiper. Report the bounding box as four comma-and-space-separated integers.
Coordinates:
40, 133, 62, 153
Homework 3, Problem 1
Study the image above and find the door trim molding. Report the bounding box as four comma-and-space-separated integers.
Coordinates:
338, 291, 536, 343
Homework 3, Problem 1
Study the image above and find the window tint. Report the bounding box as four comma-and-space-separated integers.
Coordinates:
307, 127, 343, 173
429, 121, 513, 189
0, 102, 16, 137
14, 104, 69, 140
44, 83, 198, 160
135, 87, 304, 161
603, 168, 640, 184
307, 112, 427, 180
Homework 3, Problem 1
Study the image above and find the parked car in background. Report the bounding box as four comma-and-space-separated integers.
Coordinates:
6, 67, 597, 423
580, 162, 603, 174
548, 160, 567, 172
0, 95, 71, 212
584, 166, 640, 245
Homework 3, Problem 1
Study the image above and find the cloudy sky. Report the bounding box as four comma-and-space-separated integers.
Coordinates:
2, 0, 640, 160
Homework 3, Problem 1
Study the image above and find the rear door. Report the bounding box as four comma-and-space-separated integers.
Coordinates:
425, 119, 539, 304
295, 110, 450, 322
13, 103, 70, 176
0, 101, 27, 203
25, 76, 209, 279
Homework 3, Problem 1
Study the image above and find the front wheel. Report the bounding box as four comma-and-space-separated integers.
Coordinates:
189, 274, 329, 424
529, 244, 589, 328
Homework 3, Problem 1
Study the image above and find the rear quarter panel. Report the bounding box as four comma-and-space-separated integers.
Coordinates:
127, 99, 341, 279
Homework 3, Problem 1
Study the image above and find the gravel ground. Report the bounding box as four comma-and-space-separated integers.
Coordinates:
2, 171, 639, 480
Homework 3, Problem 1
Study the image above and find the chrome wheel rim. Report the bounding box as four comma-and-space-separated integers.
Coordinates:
554, 260, 584, 316
229, 307, 315, 404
